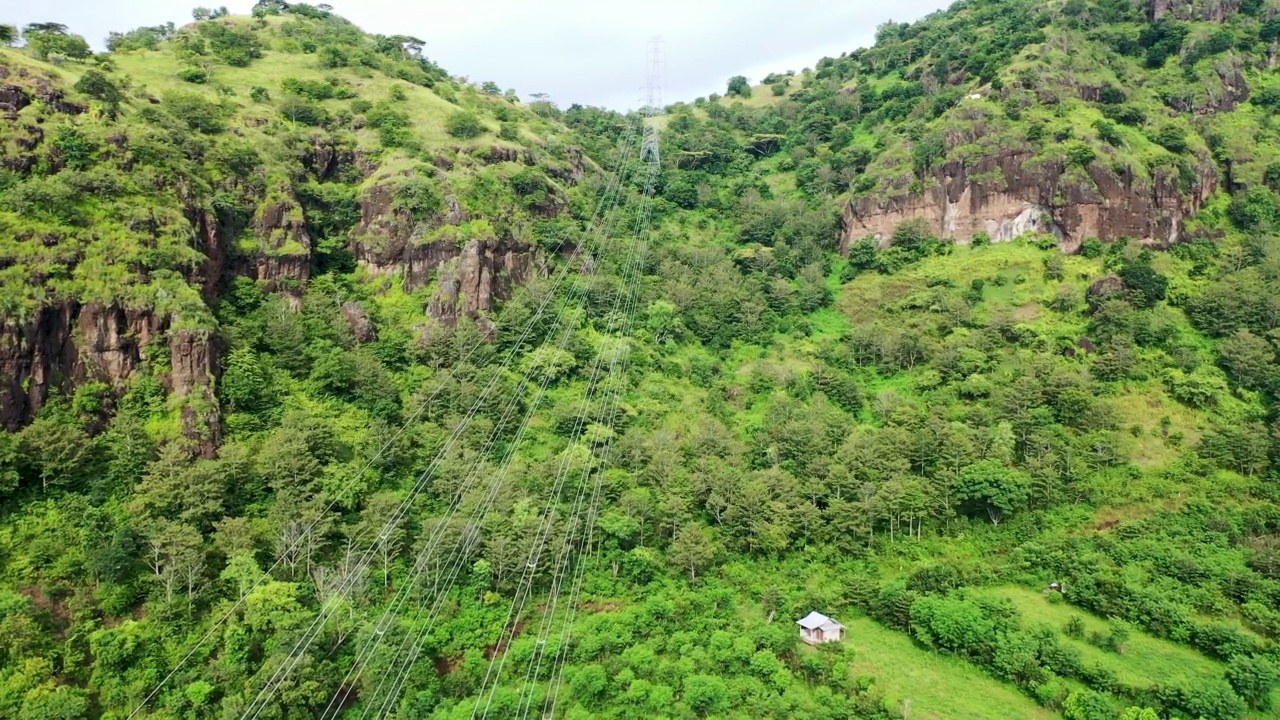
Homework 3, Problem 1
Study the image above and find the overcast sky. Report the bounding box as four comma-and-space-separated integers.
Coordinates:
9, 0, 950, 109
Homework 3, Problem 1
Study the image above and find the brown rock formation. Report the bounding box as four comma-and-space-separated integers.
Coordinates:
341, 301, 377, 343
244, 190, 312, 293
425, 238, 540, 328
0, 304, 220, 453
168, 330, 221, 457
0, 84, 30, 117
1150, 0, 1241, 21
840, 152, 1216, 254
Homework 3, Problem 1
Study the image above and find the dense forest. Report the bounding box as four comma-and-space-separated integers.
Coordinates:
6, 0, 1280, 718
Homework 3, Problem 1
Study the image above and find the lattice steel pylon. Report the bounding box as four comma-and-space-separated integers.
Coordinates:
640, 36, 664, 169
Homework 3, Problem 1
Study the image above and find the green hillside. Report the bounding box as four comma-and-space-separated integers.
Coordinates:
4, 1, 1280, 719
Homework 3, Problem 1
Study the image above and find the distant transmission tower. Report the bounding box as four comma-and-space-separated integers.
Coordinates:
640, 36, 664, 168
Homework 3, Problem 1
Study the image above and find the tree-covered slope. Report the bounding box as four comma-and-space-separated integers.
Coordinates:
5, 1, 1280, 719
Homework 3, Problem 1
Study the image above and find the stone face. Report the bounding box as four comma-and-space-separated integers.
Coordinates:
341, 301, 377, 343
840, 152, 1216, 254
1150, 0, 1242, 21
425, 238, 540, 329
0, 304, 219, 453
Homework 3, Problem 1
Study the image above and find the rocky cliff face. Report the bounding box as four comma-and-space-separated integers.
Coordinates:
425, 238, 540, 333
1150, 0, 1242, 21
351, 177, 542, 328
0, 303, 220, 454
245, 189, 313, 295
840, 152, 1217, 254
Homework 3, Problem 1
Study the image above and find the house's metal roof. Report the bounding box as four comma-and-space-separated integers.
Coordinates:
796, 611, 844, 630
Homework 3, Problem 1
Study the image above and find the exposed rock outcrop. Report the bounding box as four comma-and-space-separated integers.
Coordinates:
351, 178, 541, 329
0, 84, 30, 117
243, 189, 312, 295
0, 303, 220, 454
169, 330, 221, 457
425, 238, 540, 330
1150, 0, 1241, 21
341, 301, 377, 343
840, 152, 1216, 254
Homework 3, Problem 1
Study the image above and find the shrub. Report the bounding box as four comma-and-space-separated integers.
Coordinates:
445, 110, 485, 139
727, 75, 751, 98
249, 86, 270, 102
73, 69, 124, 105
279, 97, 329, 126
1079, 237, 1104, 258
177, 66, 209, 83
162, 92, 225, 133
1226, 655, 1279, 710
1154, 125, 1188, 154
1066, 142, 1096, 168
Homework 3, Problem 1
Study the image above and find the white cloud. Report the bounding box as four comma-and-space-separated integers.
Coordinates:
8, 0, 949, 109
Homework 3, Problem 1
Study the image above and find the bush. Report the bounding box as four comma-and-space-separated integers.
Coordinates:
1101, 104, 1146, 127
1226, 655, 1279, 710
727, 75, 751, 98
1229, 187, 1280, 232
1079, 237, 1104, 258
1154, 125, 1188, 154
279, 97, 329, 126
162, 92, 225, 133
177, 66, 209, 83
249, 86, 270, 102
445, 110, 485, 139
1066, 142, 1096, 168
73, 69, 124, 105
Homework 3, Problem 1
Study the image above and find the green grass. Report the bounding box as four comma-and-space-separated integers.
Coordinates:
982, 587, 1226, 688
842, 614, 1061, 720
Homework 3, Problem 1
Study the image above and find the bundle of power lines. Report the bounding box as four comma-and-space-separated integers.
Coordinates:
129, 107, 661, 720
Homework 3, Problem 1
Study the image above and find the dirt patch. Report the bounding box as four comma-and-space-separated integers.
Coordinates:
1012, 302, 1041, 322
434, 654, 460, 676
21, 584, 71, 638
483, 618, 526, 659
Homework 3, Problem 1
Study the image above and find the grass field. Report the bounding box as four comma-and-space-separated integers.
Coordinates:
842, 615, 1061, 720
983, 587, 1225, 686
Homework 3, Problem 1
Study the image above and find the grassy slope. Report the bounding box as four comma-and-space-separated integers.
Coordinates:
844, 614, 1060, 720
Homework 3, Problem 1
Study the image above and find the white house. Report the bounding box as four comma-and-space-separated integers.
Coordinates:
796, 611, 845, 645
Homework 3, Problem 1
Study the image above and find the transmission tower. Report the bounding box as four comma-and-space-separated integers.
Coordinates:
640, 36, 664, 168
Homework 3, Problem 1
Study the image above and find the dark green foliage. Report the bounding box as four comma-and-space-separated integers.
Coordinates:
1066, 142, 1096, 168
281, 76, 356, 100
1226, 655, 1279, 710
1101, 103, 1146, 127
196, 19, 264, 67
445, 110, 485, 139
1229, 187, 1280, 232
51, 126, 96, 170
278, 96, 329, 126
1153, 125, 1188, 154
1138, 19, 1189, 68
23, 28, 91, 60
73, 69, 124, 105
391, 173, 444, 221
177, 66, 210, 83
106, 23, 175, 51
726, 75, 751, 98
161, 92, 225, 133
1118, 262, 1168, 308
